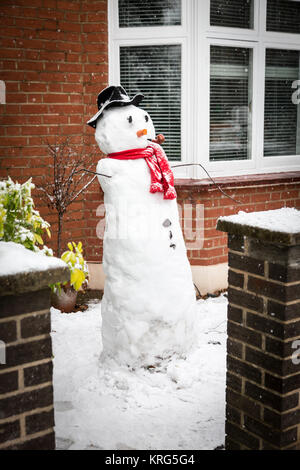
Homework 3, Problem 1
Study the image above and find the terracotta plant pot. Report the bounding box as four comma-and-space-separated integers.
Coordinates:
51, 286, 77, 313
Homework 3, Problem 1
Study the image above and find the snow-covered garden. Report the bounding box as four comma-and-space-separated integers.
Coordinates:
2, 77, 299, 451
51, 295, 227, 451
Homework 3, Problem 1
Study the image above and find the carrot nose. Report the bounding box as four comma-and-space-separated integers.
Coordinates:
136, 129, 147, 138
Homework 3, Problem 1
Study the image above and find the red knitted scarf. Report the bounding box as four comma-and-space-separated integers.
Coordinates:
108, 142, 177, 200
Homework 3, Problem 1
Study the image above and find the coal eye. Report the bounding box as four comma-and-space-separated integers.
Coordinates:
145, 115, 149, 122
127, 116, 133, 124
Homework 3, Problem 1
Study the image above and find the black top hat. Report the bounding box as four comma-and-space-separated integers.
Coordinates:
86, 85, 144, 128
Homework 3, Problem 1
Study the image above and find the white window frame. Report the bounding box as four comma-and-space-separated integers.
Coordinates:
108, 0, 300, 179
109, 0, 192, 178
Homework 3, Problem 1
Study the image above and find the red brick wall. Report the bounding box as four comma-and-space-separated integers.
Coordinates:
177, 173, 300, 267
0, 0, 108, 259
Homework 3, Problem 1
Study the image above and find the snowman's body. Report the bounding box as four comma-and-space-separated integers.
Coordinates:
95, 105, 197, 366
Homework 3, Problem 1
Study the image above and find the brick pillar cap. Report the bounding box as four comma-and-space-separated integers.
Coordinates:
0, 242, 70, 295
216, 208, 300, 246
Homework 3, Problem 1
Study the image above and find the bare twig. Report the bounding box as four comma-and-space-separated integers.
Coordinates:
171, 163, 241, 205
36, 138, 101, 256
69, 175, 97, 205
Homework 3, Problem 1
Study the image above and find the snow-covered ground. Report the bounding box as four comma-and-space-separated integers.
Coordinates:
51, 295, 227, 450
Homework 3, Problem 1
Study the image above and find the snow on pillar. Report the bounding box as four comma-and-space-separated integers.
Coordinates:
217, 208, 300, 450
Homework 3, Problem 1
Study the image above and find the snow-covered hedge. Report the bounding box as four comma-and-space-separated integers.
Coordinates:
0, 177, 52, 255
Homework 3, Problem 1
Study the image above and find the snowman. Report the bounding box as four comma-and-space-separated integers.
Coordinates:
87, 85, 197, 367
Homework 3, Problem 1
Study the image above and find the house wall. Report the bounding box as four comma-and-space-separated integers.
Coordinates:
0, 1, 300, 294
177, 173, 300, 267
0, 0, 108, 255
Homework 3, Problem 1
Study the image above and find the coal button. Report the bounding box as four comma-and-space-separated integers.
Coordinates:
163, 219, 171, 227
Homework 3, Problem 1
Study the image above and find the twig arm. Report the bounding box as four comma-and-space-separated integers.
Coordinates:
74, 168, 112, 178
171, 163, 241, 205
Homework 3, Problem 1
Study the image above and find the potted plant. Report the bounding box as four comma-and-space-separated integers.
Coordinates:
51, 241, 89, 313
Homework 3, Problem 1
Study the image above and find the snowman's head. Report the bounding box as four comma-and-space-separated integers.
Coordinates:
95, 105, 156, 154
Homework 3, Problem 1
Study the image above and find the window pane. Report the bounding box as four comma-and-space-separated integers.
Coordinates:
264, 49, 300, 157
118, 0, 181, 28
210, 46, 253, 161
210, 0, 254, 29
267, 0, 300, 34
120, 45, 182, 161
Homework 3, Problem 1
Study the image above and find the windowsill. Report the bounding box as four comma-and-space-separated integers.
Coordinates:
174, 171, 300, 191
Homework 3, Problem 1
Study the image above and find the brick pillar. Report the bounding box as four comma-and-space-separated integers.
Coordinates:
217, 211, 300, 450
0, 250, 69, 450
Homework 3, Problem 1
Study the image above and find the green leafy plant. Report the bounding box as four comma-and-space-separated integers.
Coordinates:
0, 177, 52, 254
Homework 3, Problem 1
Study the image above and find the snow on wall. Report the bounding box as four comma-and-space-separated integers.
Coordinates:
0, 241, 66, 276
219, 207, 300, 234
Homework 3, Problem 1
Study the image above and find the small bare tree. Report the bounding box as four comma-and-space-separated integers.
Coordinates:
37, 138, 98, 256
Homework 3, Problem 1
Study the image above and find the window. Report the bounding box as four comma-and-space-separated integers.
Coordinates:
210, 45, 253, 161
264, 48, 300, 157
210, 0, 254, 29
110, 0, 187, 168
267, 0, 300, 34
120, 45, 182, 160
109, 0, 300, 177
118, 0, 182, 28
